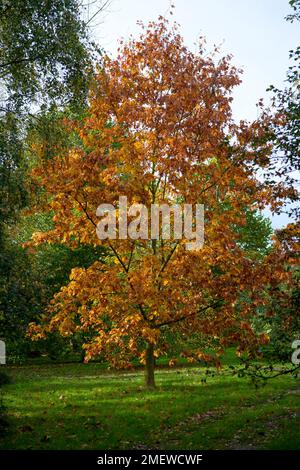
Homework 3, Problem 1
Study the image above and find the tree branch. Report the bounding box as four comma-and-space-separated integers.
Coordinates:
154, 300, 223, 329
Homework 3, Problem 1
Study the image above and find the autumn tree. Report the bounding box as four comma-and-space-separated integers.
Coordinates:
28, 16, 290, 388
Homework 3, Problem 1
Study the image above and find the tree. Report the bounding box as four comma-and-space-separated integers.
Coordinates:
0, 211, 106, 361
266, 221, 300, 360
233, 209, 273, 259
0, 113, 27, 231
266, 0, 300, 220
0, 0, 107, 113
0, 0, 107, 236
28, 16, 290, 388
0, 1, 108, 357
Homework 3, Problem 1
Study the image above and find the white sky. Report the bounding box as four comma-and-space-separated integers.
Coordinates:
92, 0, 300, 228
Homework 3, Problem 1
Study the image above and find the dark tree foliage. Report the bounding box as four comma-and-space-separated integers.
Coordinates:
0, 0, 101, 113
0, 219, 106, 361
0, 114, 27, 228
267, 269, 300, 361
267, 0, 300, 220
0, 1, 107, 359
0, 0, 105, 233
286, 0, 300, 22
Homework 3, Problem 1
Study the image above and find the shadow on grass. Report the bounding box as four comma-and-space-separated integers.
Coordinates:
0, 364, 298, 450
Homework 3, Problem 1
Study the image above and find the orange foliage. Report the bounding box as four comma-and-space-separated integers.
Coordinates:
27, 17, 291, 374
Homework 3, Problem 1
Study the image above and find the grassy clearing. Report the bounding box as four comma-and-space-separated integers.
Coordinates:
0, 362, 299, 450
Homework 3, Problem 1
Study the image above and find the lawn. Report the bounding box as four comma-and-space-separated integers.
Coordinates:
0, 362, 299, 450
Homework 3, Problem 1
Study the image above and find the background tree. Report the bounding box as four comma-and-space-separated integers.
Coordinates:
266, 0, 300, 220
265, 221, 300, 361
0, 0, 109, 359
0, 0, 110, 234
233, 209, 273, 259
28, 17, 290, 388
0, 210, 106, 361
0, 0, 109, 113
257, 0, 300, 363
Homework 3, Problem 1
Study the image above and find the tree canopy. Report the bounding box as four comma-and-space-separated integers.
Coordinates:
27, 17, 293, 387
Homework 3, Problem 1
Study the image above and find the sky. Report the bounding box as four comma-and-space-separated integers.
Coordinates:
91, 0, 300, 228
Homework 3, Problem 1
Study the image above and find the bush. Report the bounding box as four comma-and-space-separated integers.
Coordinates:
0, 370, 10, 436
0, 371, 11, 387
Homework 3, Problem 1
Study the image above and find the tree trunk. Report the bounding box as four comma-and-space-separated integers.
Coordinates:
145, 342, 156, 388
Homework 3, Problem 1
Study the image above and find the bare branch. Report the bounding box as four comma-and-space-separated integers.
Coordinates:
84, 0, 111, 26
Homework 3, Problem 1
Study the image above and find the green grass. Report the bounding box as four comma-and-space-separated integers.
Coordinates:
0, 362, 299, 450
